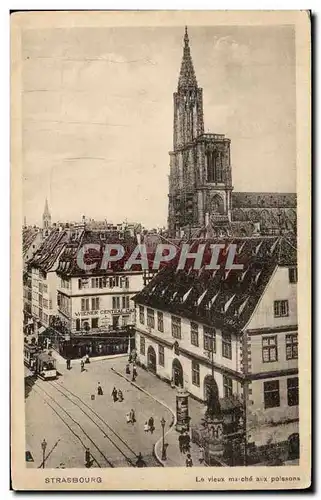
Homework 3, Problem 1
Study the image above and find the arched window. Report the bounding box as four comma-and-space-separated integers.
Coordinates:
211, 195, 224, 215
207, 151, 215, 182
206, 151, 224, 183
216, 153, 223, 182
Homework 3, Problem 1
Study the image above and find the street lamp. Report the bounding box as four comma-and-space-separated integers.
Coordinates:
160, 417, 167, 461
41, 438, 47, 468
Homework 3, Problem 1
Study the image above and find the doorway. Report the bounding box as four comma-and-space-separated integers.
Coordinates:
172, 358, 184, 387
147, 346, 157, 373
288, 433, 300, 460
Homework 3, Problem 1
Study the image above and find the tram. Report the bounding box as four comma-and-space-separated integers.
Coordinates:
24, 344, 57, 380
24, 343, 39, 369
35, 352, 57, 380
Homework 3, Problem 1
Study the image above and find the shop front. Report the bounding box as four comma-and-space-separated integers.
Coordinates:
39, 326, 135, 359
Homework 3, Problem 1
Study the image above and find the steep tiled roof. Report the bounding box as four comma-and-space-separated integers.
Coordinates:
22, 227, 40, 256
29, 229, 70, 272
232, 192, 297, 209
56, 230, 139, 277
133, 236, 297, 333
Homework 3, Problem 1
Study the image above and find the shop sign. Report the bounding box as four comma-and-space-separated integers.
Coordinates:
75, 308, 134, 317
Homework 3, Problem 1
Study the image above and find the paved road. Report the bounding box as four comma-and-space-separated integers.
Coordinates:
25, 358, 171, 468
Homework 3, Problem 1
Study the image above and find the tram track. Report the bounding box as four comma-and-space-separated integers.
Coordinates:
25, 380, 112, 468
26, 378, 139, 468
50, 380, 138, 467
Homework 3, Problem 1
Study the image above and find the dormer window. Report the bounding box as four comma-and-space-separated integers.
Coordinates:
182, 287, 192, 303
239, 297, 249, 315
208, 292, 219, 309
197, 289, 207, 306
269, 239, 278, 255
255, 270, 262, 284
255, 241, 263, 255
239, 270, 248, 282
238, 241, 246, 254
224, 294, 236, 313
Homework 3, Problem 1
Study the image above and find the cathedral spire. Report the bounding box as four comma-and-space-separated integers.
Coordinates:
43, 198, 51, 229
43, 198, 50, 217
178, 26, 197, 90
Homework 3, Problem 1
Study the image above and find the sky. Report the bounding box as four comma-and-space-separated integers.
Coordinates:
22, 25, 296, 228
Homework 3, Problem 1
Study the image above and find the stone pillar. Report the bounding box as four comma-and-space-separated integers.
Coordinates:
197, 190, 205, 227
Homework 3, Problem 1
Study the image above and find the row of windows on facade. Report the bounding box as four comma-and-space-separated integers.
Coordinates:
78, 295, 131, 312
139, 335, 234, 398
140, 300, 291, 339
38, 308, 48, 324
264, 377, 298, 409
23, 289, 32, 301
67, 276, 131, 290
262, 333, 298, 362
58, 294, 71, 315
139, 306, 297, 361
38, 295, 51, 310
139, 336, 298, 407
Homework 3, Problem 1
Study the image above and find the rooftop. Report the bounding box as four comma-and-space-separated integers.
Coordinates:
232, 192, 297, 209
133, 235, 297, 333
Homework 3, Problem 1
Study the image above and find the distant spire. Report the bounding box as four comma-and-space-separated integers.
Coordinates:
178, 26, 197, 89
43, 198, 50, 217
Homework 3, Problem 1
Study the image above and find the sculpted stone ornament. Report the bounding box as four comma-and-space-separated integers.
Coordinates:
205, 386, 222, 421
173, 341, 180, 356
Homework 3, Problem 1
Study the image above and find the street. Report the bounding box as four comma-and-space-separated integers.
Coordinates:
25, 355, 174, 468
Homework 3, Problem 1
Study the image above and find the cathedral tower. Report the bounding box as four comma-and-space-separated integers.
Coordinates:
168, 28, 233, 238
173, 27, 204, 149
43, 198, 51, 229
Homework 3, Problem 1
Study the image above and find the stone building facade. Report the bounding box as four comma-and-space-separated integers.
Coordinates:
133, 236, 299, 463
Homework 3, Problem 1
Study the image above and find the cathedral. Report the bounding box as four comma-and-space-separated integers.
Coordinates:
167, 28, 297, 239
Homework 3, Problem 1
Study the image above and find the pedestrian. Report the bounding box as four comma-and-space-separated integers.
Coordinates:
135, 452, 146, 467
178, 432, 184, 453
183, 432, 191, 453
126, 363, 131, 375
97, 382, 103, 396
81, 359, 85, 372
126, 412, 131, 424
85, 353, 90, 364
118, 389, 124, 402
85, 448, 91, 468
111, 387, 118, 402
144, 421, 149, 433
199, 446, 205, 464
148, 416, 154, 434
133, 366, 137, 378
128, 353, 132, 364
130, 409, 136, 425
66, 358, 71, 370
186, 453, 193, 467
132, 372, 136, 382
